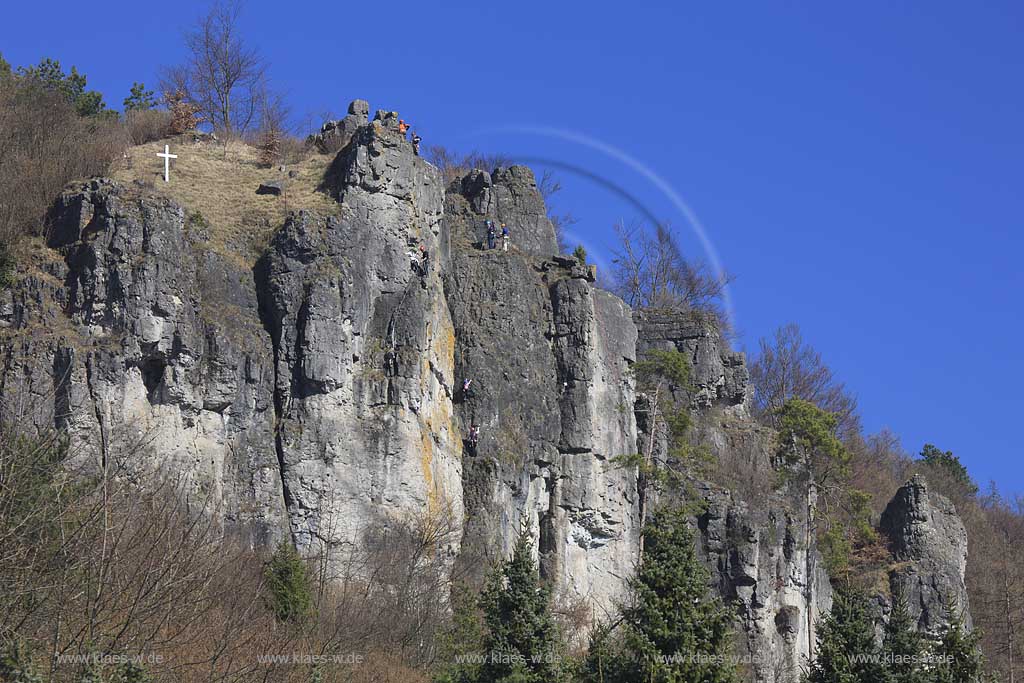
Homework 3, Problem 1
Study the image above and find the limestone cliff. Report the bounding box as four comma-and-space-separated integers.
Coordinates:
0, 100, 971, 682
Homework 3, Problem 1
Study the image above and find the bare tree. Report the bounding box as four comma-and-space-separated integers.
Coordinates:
424, 144, 513, 183
970, 492, 1024, 683
537, 169, 576, 254
254, 85, 291, 166
161, 0, 266, 139
608, 220, 732, 322
749, 322, 861, 439
0, 74, 124, 247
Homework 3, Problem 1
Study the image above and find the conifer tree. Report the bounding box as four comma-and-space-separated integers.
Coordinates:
15, 58, 108, 117
433, 585, 487, 683
809, 585, 887, 683
263, 540, 313, 623
931, 603, 985, 683
582, 505, 738, 682
882, 593, 928, 683
475, 525, 564, 683
123, 82, 158, 111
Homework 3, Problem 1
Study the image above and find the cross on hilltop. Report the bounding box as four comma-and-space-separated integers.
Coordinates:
157, 145, 177, 183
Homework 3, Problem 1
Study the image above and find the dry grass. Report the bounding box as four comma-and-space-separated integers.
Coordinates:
112, 137, 341, 268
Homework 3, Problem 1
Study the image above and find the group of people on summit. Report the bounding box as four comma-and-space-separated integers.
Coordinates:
397, 119, 422, 155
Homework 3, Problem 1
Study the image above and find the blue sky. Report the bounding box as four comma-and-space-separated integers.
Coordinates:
3, 1, 1022, 494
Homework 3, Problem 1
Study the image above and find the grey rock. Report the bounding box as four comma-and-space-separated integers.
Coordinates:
307, 102, 368, 154
6, 178, 287, 548
348, 99, 370, 117
256, 181, 283, 195
451, 165, 558, 258
635, 309, 749, 412
881, 475, 971, 633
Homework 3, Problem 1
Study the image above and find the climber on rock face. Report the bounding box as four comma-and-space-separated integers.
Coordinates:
468, 424, 480, 450
398, 119, 409, 137
486, 221, 496, 250
462, 378, 474, 400
417, 245, 429, 288
501, 223, 510, 252
384, 349, 398, 376
411, 132, 421, 155
418, 245, 429, 275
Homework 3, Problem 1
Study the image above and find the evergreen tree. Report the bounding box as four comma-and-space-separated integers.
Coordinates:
777, 399, 855, 576
263, 540, 313, 623
123, 82, 158, 111
577, 622, 619, 683
583, 506, 738, 683
573, 244, 587, 265
808, 585, 887, 683
919, 444, 978, 497
112, 661, 152, 683
0, 642, 42, 683
475, 525, 564, 683
882, 593, 928, 683
931, 604, 985, 683
15, 58, 108, 117
433, 585, 487, 683
0, 242, 15, 291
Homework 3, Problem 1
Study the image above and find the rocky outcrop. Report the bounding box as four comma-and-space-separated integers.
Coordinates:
4, 178, 287, 546
0, 99, 976, 683
257, 113, 464, 567
454, 166, 559, 257
633, 315, 831, 682
443, 167, 640, 616
697, 484, 833, 682
306, 98, 370, 153
634, 310, 749, 412
881, 475, 971, 633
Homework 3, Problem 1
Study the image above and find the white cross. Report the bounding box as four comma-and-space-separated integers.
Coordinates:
157, 144, 177, 183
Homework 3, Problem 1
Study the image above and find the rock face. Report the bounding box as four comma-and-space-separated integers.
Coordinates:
634, 310, 750, 412
306, 99, 370, 153
881, 475, 971, 633
633, 312, 832, 682
443, 167, 640, 615
256, 112, 462, 564
455, 166, 559, 257
0, 100, 974, 682
6, 178, 287, 546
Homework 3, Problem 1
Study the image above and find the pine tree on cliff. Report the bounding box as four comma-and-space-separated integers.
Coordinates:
473, 525, 564, 683
582, 505, 738, 683
882, 593, 928, 683
931, 602, 985, 683
808, 584, 888, 683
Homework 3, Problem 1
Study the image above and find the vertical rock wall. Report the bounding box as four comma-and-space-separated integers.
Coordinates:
444, 166, 641, 617
257, 109, 463, 562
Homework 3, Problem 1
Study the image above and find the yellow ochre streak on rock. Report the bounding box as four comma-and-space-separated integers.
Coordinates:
418, 309, 458, 517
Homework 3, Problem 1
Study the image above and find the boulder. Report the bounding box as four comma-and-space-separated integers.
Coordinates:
348, 99, 370, 117
256, 181, 283, 195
